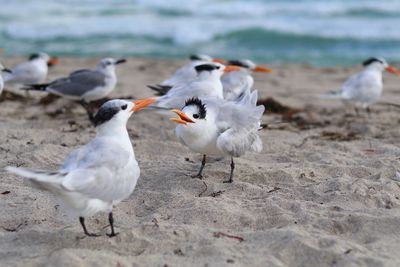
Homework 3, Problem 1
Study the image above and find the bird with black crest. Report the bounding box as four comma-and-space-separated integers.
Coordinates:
147, 54, 225, 95
151, 62, 240, 110
5, 97, 155, 237
320, 57, 400, 115
222, 59, 272, 101
3, 52, 59, 89
169, 91, 264, 183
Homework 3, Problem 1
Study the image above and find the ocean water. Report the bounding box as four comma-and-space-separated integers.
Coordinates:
0, 0, 399, 66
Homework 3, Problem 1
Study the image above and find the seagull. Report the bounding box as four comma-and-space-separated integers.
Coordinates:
3, 52, 59, 87
23, 57, 126, 121
153, 62, 240, 110
5, 98, 156, 237
0, 63, 12, 94
321, 57, 400, 114
222, 59, 272, 101
23, 58, 126, 102
147, 54, 224, 95
169, 91, 264, 183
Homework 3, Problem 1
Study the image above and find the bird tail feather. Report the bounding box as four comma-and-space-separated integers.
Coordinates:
21, 84, 49, 91
5, 166, 65, 193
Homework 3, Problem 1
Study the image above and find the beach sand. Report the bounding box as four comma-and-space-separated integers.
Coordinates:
1, 57, 400, 267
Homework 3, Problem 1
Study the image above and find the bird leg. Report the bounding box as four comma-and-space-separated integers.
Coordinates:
79, 100, 96, 124
192, 154, 206, 179
106, 212, 119, 237
223, 157, 235, 183
79, 217, 100, 237
366, 106, 372, 118
354, 107, 359, 117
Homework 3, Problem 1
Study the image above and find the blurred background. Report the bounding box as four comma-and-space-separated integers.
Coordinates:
0, 0, 399, 66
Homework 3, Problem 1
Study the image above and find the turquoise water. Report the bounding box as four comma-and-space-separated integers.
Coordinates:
0, 0, 399, 66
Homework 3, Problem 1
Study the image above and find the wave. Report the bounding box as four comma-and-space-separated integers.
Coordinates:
0, 0, 399, 65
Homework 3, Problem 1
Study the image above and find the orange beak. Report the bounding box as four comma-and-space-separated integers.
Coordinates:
224, 65, 241, 73
212, 58, 225, 64
253, 65, 272, 73
47, 57, 60, 66
170, 109, 194, 125
131, 98, 156, 112
385, 66, 400, 76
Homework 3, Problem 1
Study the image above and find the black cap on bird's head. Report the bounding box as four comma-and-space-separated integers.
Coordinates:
169, 97, 207, 125
93, 98, 155, 127
195, 63, 221, 73
362, 57, 385, 66
184, 97, 207, 119
29, 53, 40, 60
228, 59, 272, 73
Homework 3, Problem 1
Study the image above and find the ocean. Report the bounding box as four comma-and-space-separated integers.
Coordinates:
0, 0, 399, 66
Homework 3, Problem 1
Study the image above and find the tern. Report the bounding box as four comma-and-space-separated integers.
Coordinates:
5, 98, 155, 237
222, 59, 272, 101
148, 54, 224, 95
170, 91, 264, 183
321, 57, 400, 114
3, 52, 59, 87
154, 62, 240, 110
0, 63, 12, 94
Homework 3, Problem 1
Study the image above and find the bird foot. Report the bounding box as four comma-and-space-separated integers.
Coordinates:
191, 173, 203, 179
78, 232, 101, 239
106, 232, 119, 238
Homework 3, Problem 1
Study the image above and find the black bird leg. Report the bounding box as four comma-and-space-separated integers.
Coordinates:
79, 100, 95, 124
79, 217, 100, 237
192, 154, 206, 179
106, 212, 119, 237
223, 157, 235, 183
366, 106, 371, 118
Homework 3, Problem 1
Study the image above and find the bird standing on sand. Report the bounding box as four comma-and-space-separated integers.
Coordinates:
3, 52, 59, 87
153, 62, 240, 110
0, 63, 12, 94
5, 98, 155, 237
222, 59, 272, 101
148, 54, 224, 95
23, 58, 126, 103
23, 57, 126, 121
170, 91, 264, 183
321, 57, 400, 114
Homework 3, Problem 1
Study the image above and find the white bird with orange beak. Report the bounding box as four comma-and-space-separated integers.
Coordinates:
3, 52, 59, 87
170, 91, 264, 183
153, 62, 240, 110
5, 98, 155, 237
321, 57, 400, 114
148, 54, 225, 95
222, 59, 272, 101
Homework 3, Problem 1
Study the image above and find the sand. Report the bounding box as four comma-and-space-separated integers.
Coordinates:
1, 57, 400, 267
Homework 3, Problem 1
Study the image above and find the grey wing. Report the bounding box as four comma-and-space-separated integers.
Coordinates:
5, 62, 36, 84
60, 139, 133, 201
340, 71, 375, 101
215, 91, 264, 157
47, 70, 106, 98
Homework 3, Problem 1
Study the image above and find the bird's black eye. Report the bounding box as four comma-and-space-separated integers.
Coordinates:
193, 114, 199, 119
216, 66, 220, 69
121, 104, 128, 110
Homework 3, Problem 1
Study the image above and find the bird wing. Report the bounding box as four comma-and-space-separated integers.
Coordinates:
4, 61, 39, 84
156, 80, 222, 109
46, 70, 106, 98
340, 71, 378, 101
60, 138, 133, 201
214, 91, 264, 157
